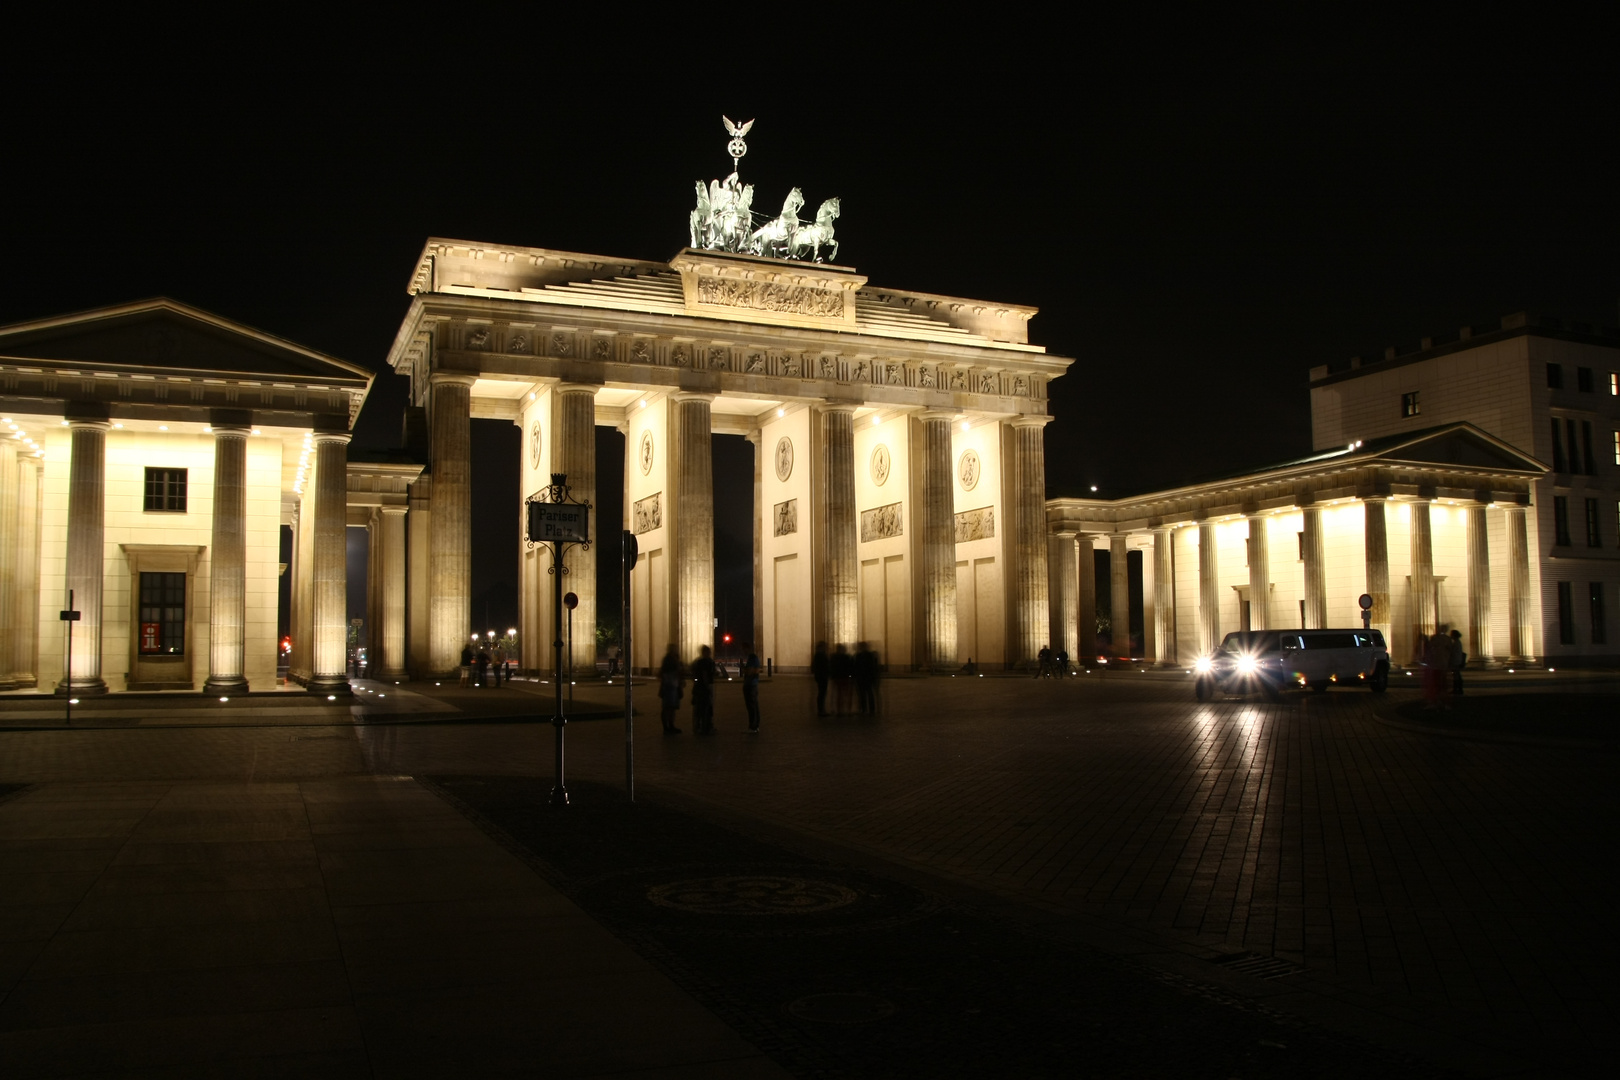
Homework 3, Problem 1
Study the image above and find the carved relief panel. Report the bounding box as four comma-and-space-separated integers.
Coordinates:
860, 503, 903, 543
633, 492, 662, 534
773, 498, 798, 537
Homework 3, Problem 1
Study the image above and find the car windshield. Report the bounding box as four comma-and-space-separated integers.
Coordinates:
1219, 631, 1280, 654
1302, 633, 1360, 649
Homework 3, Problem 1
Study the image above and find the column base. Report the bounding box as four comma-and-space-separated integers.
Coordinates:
307, 675, 353, 697
55, 678, 108, 697
203, 675, 250, 695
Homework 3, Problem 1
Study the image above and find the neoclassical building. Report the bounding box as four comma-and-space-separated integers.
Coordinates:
0, 299, 373, 695
386, 241, 1073, 675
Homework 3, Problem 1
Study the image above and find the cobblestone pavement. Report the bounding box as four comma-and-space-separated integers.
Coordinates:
1, 673, 1612, 1074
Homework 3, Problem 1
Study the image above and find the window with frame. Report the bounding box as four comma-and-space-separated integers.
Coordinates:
143, 468, 187, 513
1557, 581, 1574, 645
1586, 498, 1601, 548
137, 572, 186, 655
1612, 372, 1618, 396
1580, 420, 1595, 474
1550, 419, 1567, 472
1546, 363, 1563, 389
1592, 583, 1608, 646
1577, 366, 1593, 392
1401, 391, 1420, 418
1554, 496, 1571, 546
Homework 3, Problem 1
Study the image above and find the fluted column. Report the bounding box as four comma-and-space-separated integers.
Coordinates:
820, 404, 858, 647
1153, 526, 1175, 665
1466, 501, 1491, 664
917, 410, 957, 669
428, 374, 475, 676
747, 431, 764, 657
60, 420, 109, 695
378, 506, 408, 678
1301, 504, 1327, 629
0, 443, 17, 690
1246, 513, 1270, 631
553, 384, 598, 673
1010, 418, 1050, 666
14, 457, 42, 687
1110, 533, 1130, 657
307, 431, 351, 696
204, 425, 250, 694
673, 393, 714, 662
1075, 535, 1095, 661
1198, 521, 1219, 655
1506, 504, 1533, 662
1409, 497, 1435, 655
1363, 497, 1391, 643
1049, 531, 1078, 661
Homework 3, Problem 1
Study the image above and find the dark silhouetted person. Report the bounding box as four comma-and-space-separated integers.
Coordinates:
691, 645, 717, 735
854, 641, 880, 714
742, 646, 762, 732
811, 641, 830, 716
659, 644, 684, 733
1448, 628, 1466, 696
832, 643, 854, 714
1036, 644, 1052, 678
460, 643, 474, 687
1055, 648, 1069, 678
475, 646, 491, 687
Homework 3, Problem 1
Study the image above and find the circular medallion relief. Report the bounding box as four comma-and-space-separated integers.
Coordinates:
529, 420, 543, 469
774, 436, 794, 482
639, 430, 654, 475
870, 444, 891, 486
958, 448, 981, 491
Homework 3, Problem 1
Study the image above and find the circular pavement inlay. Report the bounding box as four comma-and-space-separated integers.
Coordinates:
788, 992, 895, 1024
647, 875, 859, 916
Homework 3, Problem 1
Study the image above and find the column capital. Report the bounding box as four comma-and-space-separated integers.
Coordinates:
1358, 492, 1390, 504
555, 382, 601, 396
312, 431, 352, 446
1007, 414, 1052, 430
818, 401, 859, 415
66, 418, 111, 432
429, 372, 478, 389
670, 391, 716, 405
916, 408, 959, 424
379, 504, 408, 517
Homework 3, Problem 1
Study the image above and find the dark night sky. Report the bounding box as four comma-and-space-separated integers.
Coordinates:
7, 35, 1616, 638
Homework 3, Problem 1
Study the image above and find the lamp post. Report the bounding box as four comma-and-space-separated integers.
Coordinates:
526, 474, 590, 807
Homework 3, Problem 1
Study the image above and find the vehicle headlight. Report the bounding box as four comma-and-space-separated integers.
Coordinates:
1195, 657, 1213, 673
1236, 655, 1258, 674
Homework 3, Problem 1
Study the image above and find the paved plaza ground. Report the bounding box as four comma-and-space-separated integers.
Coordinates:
0, 669, 1612, 1076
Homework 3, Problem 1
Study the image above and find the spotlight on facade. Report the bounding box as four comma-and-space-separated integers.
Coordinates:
961, 421, 970, 432
328, 695, 336, 701
69, 698, 80, 704
219, 696, 228, 702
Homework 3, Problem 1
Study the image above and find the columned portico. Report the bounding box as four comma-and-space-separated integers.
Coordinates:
428, 373, 474, 677
1152, 526, 1175, 665
673, 392, 714, 662
916, 410, 957, 669
204, 423, 250, 695
820, 404, 858, 647
1110, 533, 1130, 656
60, 418, 110, 696
307, 430, 352, 696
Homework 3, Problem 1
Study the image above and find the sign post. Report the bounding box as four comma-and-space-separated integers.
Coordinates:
563, 592, 578, 707
622, 529, 638, 802
59, 589, 81, 724
526, 475, 591, 808
1358, 592, 1374, 631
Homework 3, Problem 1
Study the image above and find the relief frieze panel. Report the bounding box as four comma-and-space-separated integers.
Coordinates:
772, 498, 797, 537
860, 502, 904, 543
633, 492, 662, 534
954, 506, 995, 543
695, 277, 845, 318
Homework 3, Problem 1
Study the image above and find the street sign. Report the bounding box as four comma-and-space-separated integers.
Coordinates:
563, 592, 578, 611
59, 610, 81, 621
1358, 593, 1373, 611
528, 501, 589, 544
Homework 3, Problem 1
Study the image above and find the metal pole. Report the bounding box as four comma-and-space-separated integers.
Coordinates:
550, 540, 568, 806
623, 529, 634, 802
568, 605, 574, 707
65, 589, 73, 725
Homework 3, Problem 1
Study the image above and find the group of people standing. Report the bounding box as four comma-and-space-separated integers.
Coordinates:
810, 641, 882, 716
1421, 626, 1467, 706
1034, 645, 1071, 678
459, 641, 512, 687
659, 643, 762, 735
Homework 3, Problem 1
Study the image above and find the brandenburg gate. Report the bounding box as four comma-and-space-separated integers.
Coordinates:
383, 121, 1073, 675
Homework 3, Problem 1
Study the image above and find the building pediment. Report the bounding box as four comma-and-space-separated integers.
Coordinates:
1361, 424, 1545, 473
0, 299, 372, 388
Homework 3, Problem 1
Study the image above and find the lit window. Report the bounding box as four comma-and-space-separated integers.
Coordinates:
1613, 430, 1619, 467
1546, 363, 1563, 390
1611, 372, 1618, 396
1577, 366, 1593, 393
143, 468, 187, 512
1400, 391, 1420, 418
138, 572, 186, 655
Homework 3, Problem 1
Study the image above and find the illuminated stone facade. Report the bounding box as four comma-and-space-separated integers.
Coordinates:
388, 240, 1073, 672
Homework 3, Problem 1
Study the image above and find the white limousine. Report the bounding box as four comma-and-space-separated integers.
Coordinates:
1195, 629, 1391, 700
